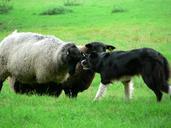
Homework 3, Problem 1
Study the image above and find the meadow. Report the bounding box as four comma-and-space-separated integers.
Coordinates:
0, 0, 171, 127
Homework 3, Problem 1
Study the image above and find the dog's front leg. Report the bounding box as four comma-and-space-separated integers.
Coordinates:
122, 80, 134, 100
94, 83, 108, 101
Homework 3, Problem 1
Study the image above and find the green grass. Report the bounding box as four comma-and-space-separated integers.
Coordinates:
1, 78, 171, 128
0, 0, 171, 127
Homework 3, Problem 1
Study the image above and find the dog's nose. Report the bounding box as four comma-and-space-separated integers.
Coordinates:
81, 60, 87, 66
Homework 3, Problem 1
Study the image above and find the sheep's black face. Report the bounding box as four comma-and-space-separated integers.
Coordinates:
85, 42, 115, 53
64, 43, 83, 75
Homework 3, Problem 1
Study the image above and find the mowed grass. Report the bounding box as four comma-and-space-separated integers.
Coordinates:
0, 0, 171, 127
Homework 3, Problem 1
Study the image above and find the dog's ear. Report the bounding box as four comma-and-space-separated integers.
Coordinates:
90, 52, 98, 58
104, 52, 110, 58
106, 45, 115, 51
85, 43, 92, 49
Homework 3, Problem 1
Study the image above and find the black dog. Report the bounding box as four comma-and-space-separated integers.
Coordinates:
82, 48, 171, 102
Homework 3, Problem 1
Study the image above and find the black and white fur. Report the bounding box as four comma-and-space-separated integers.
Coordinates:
82, 48, 170, 102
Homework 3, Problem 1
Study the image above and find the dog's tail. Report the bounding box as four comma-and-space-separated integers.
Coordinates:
162, 56, 170, 81
147, 48, 170, 81
156, 55, 171, 95
143, 48, 171, 98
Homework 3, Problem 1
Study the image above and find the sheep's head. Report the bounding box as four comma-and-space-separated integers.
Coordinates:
63, 43, 83, 75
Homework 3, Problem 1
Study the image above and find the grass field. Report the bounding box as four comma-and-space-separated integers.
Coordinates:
0, 0, 171, 127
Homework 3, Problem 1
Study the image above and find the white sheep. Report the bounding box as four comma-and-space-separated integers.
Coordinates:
0, 31, 82, 91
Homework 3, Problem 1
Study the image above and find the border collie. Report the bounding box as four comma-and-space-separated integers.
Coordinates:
81, 48, 171, 102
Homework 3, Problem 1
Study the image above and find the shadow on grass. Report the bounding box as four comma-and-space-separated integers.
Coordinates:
111, 6, 127, 14
40, 6, 73, 15
63, 0, 81, 6
0, 2, 12, 14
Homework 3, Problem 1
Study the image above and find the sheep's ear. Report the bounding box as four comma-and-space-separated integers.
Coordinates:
106, 45, 115, 51
66, 51, 70, 55
70, 43, 76, 48
85, 43, 92, 49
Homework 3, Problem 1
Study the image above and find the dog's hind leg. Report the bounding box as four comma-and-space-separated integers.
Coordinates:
142, 75, 163, 102
153, 88, 163, 102
122, 80, 134, 100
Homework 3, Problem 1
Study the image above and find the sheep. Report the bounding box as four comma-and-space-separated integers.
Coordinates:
8, 41, 116, 97
0, 31, 82, 95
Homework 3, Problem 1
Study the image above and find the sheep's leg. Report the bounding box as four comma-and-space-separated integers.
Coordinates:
46, 82, 63, 97
8, 77, 16, 91
64, 88, 78, 98
0, 80, 4, 91
0, 72, 9, 92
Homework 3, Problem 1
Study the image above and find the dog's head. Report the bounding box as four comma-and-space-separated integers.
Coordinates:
85, 42, 115, 53
80, 42, 115, 70
81, 51, 100, 70
81, 51, 111, 71
62, 43, 83, 75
